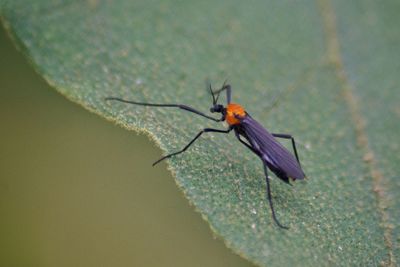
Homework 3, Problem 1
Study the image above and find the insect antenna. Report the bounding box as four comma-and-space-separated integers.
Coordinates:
214, 79, 227, 104
210, 79, 231, 104
209, 83, 217, 105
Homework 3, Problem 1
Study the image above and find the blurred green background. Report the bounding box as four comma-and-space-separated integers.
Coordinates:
0, 25, 253, 267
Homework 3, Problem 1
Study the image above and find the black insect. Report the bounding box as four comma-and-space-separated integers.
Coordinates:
106, 82, 306, 229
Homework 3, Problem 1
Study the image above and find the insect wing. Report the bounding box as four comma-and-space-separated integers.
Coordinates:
240, 116, 305, 181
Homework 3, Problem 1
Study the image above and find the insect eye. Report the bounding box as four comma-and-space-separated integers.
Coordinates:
210, 105, 223, 113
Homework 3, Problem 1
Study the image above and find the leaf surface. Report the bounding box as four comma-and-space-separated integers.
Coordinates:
1, 0, 398, 265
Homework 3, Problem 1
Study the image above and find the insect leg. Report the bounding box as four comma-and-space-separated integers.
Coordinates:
152, 127, 232, 166
234, 131, 260, 156
263, 163, 289, 229
224, 84, 232, 104
272, 133, 301, 166
105, 97, 222, 122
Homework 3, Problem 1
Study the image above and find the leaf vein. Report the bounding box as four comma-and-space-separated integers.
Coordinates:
317, 0, 394, 265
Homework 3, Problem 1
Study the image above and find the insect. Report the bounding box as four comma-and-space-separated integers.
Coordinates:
105, 82, 306, 229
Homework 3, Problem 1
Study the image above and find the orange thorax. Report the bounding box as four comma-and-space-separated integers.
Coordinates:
226, 103, 246, 125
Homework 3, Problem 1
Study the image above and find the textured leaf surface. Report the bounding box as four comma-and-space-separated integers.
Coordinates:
1, 0, 398, 266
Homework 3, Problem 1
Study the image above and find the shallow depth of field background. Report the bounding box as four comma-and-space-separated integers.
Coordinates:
0, 25, 253, 267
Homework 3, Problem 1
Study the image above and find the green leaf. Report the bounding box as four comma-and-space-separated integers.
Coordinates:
1, 0, 398, 266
